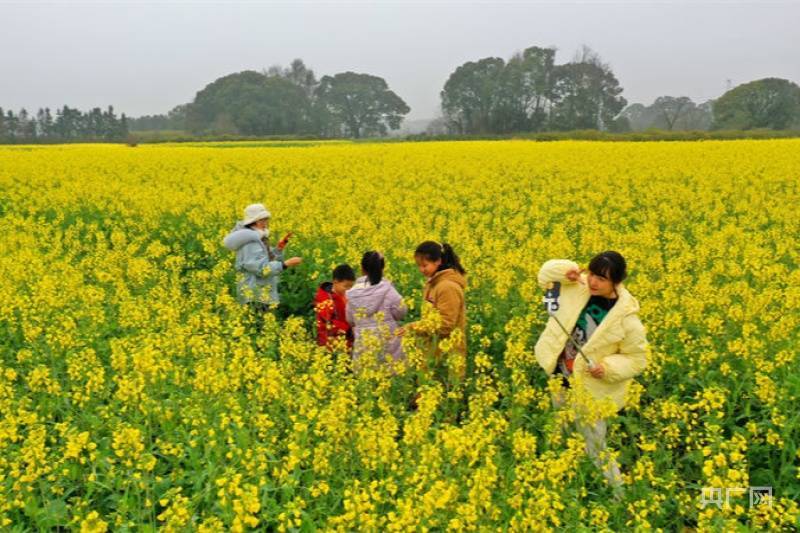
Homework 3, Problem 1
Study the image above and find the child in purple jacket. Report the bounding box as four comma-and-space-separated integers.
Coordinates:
346, 251, 407, 365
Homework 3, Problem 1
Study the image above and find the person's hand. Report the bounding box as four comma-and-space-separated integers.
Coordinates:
277, 232, 293, 251
566, 267, 586, 284
284, 257, 302, 268
589, 363, 605, 379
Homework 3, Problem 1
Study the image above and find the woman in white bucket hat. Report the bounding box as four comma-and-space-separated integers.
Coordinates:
223, 203, 302, 311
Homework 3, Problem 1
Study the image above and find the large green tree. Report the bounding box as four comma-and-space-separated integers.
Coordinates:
651, 96, 694, 130
620, 97, 713, 131
315, 72, 410, 138
272, 59, 338, 137
440, 45, 625, 134
712, 78, 800, 130
440, 57, 505, 134
549, 59, 626, 131
494, 46, 556, 133
186, 70, 313, 135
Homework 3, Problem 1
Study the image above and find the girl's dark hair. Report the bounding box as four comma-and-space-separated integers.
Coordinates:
361, 251, 385, 286
414, 241, 466, 275
588, 251, 627, 284
332, 264, 356, 282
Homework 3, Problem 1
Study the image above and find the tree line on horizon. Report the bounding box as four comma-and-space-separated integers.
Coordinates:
183, 61, 410, 139
429, 46, 800, 135
0, 106, 129, 143
2, 45, 800, 143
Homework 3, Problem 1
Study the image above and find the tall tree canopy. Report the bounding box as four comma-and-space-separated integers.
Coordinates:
549, 56, 626, 131
185, 70, 312, 135
499, 46, 557, 132
440, 57, 506, 134
619, 97, 713, 131
712, 78, 800, 130
179, 61, 409, 138
315, 72, 410, 138
440, 45, 625, 134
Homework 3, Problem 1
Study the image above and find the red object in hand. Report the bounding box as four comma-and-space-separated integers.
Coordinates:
278, 232, 293, 250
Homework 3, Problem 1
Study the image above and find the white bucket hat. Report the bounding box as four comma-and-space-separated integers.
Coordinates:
241, 203, 271, 226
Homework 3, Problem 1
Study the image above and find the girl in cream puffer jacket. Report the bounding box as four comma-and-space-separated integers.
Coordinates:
535, 251, 648, 490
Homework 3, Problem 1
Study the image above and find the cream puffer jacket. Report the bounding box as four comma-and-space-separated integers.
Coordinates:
534, 259, 648, 411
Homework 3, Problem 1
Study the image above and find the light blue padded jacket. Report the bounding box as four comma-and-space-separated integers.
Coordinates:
223, 224, 284, 305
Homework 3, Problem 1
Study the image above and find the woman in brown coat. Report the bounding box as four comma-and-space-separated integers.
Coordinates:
399, 241, 467, 381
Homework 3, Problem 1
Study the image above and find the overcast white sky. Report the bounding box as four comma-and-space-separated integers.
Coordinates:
1, 1, 798, 120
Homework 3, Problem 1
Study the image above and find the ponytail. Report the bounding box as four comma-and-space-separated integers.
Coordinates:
361, 251, 385, 286
414, 241, 466, 275
441, 243, 466, 275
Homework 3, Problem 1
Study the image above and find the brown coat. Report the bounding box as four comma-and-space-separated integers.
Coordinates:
423, 268, 468, 356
